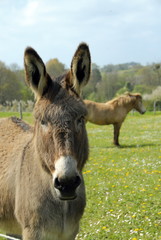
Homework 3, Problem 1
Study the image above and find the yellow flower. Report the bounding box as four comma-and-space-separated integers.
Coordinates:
140, 188, 146, 191
102, 226, 110, 231
134, 228, 143, 231
132, 238, 138, 240
83, 170, 91, 174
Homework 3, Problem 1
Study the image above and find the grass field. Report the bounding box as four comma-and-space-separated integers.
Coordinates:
0, 112, 161, 240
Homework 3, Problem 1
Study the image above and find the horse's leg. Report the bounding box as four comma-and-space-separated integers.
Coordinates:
113, 122, 122, 146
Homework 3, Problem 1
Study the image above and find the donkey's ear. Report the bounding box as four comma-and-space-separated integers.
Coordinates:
70, 43, 91, 94
24, 47, 48, 99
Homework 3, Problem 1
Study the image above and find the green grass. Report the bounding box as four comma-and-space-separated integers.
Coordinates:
0, 112, 161, 240
77, 112, 161, 240
0, 112, 34, 125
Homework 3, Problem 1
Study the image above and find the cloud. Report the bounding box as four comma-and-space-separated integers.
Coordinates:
20, 0, 39, 26
0, 0, 161, 66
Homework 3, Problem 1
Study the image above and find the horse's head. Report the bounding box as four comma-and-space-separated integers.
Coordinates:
24, 43, 91, 200
131, 93, 146, 114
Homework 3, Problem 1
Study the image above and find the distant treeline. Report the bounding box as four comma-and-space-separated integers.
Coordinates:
0, 59, 161, 111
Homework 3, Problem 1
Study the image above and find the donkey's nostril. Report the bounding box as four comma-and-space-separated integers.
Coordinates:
73, 175, 81, 188
54, 175, 81, 200
54, 177, 63, 190
54, 175, 81, 193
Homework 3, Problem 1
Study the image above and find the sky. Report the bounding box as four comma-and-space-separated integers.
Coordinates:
0, 0, 161, 69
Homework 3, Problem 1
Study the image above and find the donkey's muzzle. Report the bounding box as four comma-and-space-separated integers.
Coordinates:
54, 175, 81, 200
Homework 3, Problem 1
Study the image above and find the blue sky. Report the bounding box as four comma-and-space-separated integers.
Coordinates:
0, 0, 161, 68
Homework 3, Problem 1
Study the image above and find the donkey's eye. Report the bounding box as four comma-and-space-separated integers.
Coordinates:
41, 119, 47, 126
77, 116, 84, 125
75, 117, 84, 132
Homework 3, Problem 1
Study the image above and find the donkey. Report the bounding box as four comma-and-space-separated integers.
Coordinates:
0, 43, 91, 240
84, 93, 146, 146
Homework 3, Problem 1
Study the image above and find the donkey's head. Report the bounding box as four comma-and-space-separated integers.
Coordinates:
24, 43, 91, 200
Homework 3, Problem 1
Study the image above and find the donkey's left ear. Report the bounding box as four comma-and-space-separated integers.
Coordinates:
24, 47, 49, 99
70, 43, 91, 94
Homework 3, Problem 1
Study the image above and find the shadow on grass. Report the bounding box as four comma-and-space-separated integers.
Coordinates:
90, 142, 161, 149
120, 142, 161, 148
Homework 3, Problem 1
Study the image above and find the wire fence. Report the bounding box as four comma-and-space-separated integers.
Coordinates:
0, 233, 20, 240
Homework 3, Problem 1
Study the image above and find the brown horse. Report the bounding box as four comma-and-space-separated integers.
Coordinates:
84, 93, 146, 146
0, 43, 91, 240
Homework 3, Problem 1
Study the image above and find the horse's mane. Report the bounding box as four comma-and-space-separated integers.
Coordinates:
106, 92, 141, 107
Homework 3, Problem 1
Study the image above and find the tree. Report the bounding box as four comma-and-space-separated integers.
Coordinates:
0, 66, 22, 104
153, 64, 161, 85
125, 82, 133, 92
0, 62, 28, 104
46, 58, 66, 78
82, 67, 102, 100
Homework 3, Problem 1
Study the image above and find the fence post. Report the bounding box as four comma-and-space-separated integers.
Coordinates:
153, 101, 156, 114
19, 101, 23, 119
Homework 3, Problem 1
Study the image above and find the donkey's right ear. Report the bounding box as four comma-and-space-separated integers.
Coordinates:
24, 47, 49, 99
70, 43, 91, 94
